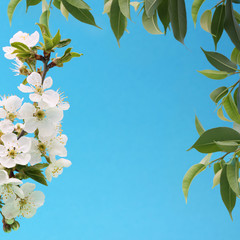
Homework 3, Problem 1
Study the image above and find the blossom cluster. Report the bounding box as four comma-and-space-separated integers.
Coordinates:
0, 31, 71, 232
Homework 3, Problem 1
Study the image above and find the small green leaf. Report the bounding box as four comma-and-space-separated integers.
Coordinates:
211, 4, 225, 50
210, 86, 228, 103
7, 0, 22, 25
53, 0, 60, 9
217, 107, 232, 122
222, 94, 240, 124
215, 141, 239, 152
213, 169, 222, 188
214, 162, 222, 174
26, 0, 41, 11
198, 70, 228, 80
220, 165, 236, 220
71, 52, 83, 57
23, 167, 48, 186
142, 10, 163, 35
201, 48, 237, 73
119, 0, 131, 19
52, 30, 61, 46
11, 42, 30, 52
200, 10, 212, 33
103, 0, 113, 14
168, 0, 187, 44
56, 39, 71, 48
190, 127, 240, 153
195, 115, 205, 136
60, 1, 69, 20
130, 1, 141, 11
191, 0, 205, 27
182, 163, 206, 203
231, 47, 240, 65
227, 157, 240, 195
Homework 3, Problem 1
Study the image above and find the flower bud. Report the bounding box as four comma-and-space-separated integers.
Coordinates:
3, 224, 11, 233
11, 221, 20, 231
5, 219, 14, 225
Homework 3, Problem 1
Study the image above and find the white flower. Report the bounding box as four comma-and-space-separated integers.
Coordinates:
0, 133, 31, 168
18, 72, 59, 108
0, 170, 24, 202
45, 158, 71, 182
0, 119, 14, 134
39, 134, 68, 157
0, 96, 23, 121
3, 31, 39, 60
11, 58, 24, 76
29, 138, 42, 166
2, 183, 45, 219
19, 103, 63, 137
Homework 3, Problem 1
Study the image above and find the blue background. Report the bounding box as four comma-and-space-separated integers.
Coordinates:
0, 0, 239, 239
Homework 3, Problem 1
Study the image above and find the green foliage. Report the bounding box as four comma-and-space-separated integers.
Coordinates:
7, 0, 22, 25
195, 115, 205, 136
191, 0, 205, 27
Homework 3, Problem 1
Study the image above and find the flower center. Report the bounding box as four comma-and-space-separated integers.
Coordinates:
35, 86, 43, 95
38, 143, 46, 152
7, 113, 16, 121
36, 110, 45, 120
8, 149, 17, 158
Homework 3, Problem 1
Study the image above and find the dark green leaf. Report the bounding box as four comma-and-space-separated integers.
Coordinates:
23, 167, 48, 186
110, 0, 127, 45
220, 165, 236, 220
157, 0, 170, 34
201, 48, 237, 73
168, 0, 187, 44
53, 0, 60, 9
190, 127, 240, 153
211, 4, 225, 50
26, 0, 41, 11
64, 0, 91, 9
62, 0, 99, 28
224, 0, 240, 51
214, 162, 222, 174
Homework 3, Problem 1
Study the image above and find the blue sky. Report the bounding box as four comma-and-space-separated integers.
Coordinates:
0, 0, 239, 239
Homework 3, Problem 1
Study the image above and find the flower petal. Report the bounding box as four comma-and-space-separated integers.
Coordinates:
29, 191, 45, 208
21, 182, 35, 197
43, 77, 53, 89
18, 84, 33, 93
18, 137, 31, 152
29, 93, 41, 103
27, 72, 42, 87
0, 170, 9, 185
42, 90, 59, 107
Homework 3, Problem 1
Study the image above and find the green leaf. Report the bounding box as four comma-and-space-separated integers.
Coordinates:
23, 167, 48, 186
110, 0, 127, 45
195, 115, 205, 136
142, 10, 163, 35
214, 162, 222, 174
60, 1, 69, 20
224, 0, 240, 51
64, 0, 91, 10
157, 0, 170, 34
220, 165, 236, 220
182, 163, 206, 203
210, 86, 228, 103
211, 4, 225, 50
26, 0, 41, 11
71, 52, 83, 57
222, 94, 240, 124
32, 163, 49, 170
36, 23, 51, 38
191, 0, 205, 27
213, 169, 222, 188
103, 0, 113, 14
227, 157, 240, 195
201, 48, 237, 73
43, 34, 53, 50
189, 127, 240, 153
56, 39, 71, 48
53, 0, 60, 9
215, 141, 239, 152
198, 70, 228, 79
168, 0, 187, 44
231, 47, 240, 65
145, 0, 162, 18
7, 0, 22, 25
62, 0, 99, 28
200, 10, 212, 33
234, 10, 240, 24
119, 0, 131, 19
217, 107, 232, 122
11, 42, 30, 52
52, 30, 61, 46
